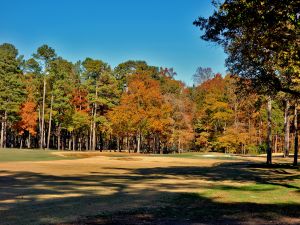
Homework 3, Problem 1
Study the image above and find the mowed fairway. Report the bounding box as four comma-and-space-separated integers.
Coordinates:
0, 150, 300, 225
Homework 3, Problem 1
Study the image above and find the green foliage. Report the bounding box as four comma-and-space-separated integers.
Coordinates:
67, 111, 90, 132
49, 58, 75, 127
260, 100, 284, 135
33, 44, 56, 67
194, 0, 299, 96
257, 143, 268, 154
0, 43, 25, 119
246, 145, 260, 155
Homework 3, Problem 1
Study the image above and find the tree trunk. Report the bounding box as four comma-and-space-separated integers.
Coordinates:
259, 117, 262, 145
89, 121, 92, 150
37, 107, 41, 148
117, 137, 120, 152
41, 77, 46, 149
294, 103, 298, 166
0, 114, 4, 148
92, 117, 96, 150
27, 133, 31, 149
284, 99, 290, 157
159, 136, 163, 154
274, 133, 278, 153
248, 118, 251, 145
79, 137, 82, 151
3, 111, 7, 148
57, 124, 61, 150
85, 137, 89, 151
291, 133, 294, 153
266, 96, 272, 165
72, 133, 76, 151
137, 132, 141, 153
62, 133, 65, 150
20, 137, 23, 149
68, 138, 71, 151
47, 94, 53, 150
99, 131, 104, 151
126, 135, 130, 153
234, 102, 238, 130
92, 88, 98, 151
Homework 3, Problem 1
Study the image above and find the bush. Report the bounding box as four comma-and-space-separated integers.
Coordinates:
247, 145, 259, 155
257, 143, 268, 154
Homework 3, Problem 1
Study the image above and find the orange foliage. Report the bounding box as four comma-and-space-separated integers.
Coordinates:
71, 88, 90, 112
197, 73, 225, 95
17, 100, 38, 135
108, 74, 173, 137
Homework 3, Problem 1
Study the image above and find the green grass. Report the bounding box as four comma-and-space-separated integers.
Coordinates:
78, 174, 300, 224
0, 149, 76, 162
201, 183, 299, 204
0, 149, 237, 163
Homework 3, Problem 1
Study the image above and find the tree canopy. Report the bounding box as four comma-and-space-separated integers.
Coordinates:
194, 0, 299, 96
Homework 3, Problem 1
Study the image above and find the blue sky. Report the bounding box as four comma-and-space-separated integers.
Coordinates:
0, 0, 227, 85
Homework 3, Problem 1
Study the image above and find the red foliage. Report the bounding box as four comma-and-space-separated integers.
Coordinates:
71, 88, 90, 112
16, 100, 38, 136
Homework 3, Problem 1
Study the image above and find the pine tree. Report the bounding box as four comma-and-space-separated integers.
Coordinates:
0, 43, 25, 148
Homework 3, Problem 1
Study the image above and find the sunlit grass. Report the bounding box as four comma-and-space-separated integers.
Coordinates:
0, 149, 77, 162
201, 183, 299, 204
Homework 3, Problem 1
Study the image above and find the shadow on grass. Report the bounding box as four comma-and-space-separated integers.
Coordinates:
0, 161, 300, 225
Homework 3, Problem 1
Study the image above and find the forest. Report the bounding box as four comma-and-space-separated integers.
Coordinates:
0, 42, 298, 164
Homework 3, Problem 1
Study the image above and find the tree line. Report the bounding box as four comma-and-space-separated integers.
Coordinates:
0, 43, 194, 153
0, 41, 299, 166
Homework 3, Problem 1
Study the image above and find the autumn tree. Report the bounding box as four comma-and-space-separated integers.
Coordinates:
159, 68, 195, 152
16, 101, 37, 148
109, 73, 173, 153
194, 74, 233, 151
15, 73, 39, 148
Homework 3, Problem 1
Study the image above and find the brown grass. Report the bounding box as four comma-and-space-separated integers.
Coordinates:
0, 152, 299, 225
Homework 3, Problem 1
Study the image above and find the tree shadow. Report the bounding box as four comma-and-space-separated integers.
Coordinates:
131, 162, 300, 190
0, 161, 299, 224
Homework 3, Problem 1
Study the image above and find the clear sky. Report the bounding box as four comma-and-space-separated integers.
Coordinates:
0, 0, 227, 86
